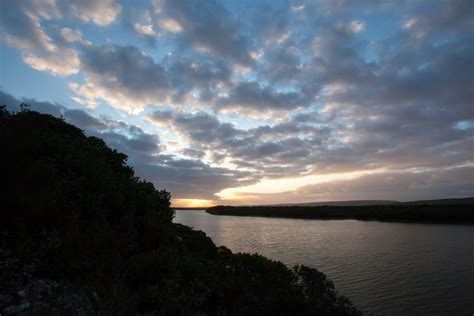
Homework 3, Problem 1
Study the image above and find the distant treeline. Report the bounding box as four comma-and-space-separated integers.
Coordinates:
206, 204, 474, 224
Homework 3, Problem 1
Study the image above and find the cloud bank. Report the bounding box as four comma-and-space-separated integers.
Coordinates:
1, 0, 473, 205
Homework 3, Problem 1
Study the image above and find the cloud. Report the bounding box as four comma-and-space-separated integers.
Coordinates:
0, 0, 122, 76
60, 27, 91, 45
152, 0, 253, 65
1, 0, 473, 203
71, 45, 234, 113
402, 0, 473, 40
22, 48, 80, 76
133, 158, 249, 199
65, 0, 122, 26
166, 55, 231, 99
159, 18, 183, 33
0, 0, 80, 76
0, 90, 64, 116
349, 20, 365, 33
133, 22, 155, 36
218, 165, 474, 205
260, 46, 302, 84
147, 110, 332, 178
216, 168, 386, 200
63, 109, 107, 130
294, 165, 474, 202
148, 110, 242, 145
119, 5, 157, 45
217, 81, 311, 112
73, 45, 172, 113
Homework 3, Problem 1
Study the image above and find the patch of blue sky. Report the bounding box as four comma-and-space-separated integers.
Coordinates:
219, 112, 274, 130
354, 11, 403, 64
454, 121, 474, 131
0, 43, 75, 108
71, 20, 117, 46
236, 70, 259, 83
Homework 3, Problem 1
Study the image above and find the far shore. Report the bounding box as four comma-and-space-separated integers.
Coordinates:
205, 204, 474, 224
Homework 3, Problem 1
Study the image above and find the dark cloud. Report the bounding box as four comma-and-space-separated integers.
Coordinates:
74, 44, 235, 112
133, 159, 249, 199
81, 44, 170, 95
147, 110, 333, 177
0, 91, 64, 117
0, 91, 25, 112
152, 0, 253, 65
149, 110, 242, 143
262, 46, 302, 84
63, 109, 107, 130
166, 55, 232, 99
180, 147, 206, 159
218, 81, 311, 111
296, 166, 474, 202
97, 129, 159, 158
0, 1, 49, 51
402, 0, 473, 39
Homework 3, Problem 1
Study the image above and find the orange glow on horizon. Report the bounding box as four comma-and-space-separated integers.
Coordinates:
172, 198, 215, 208
216, 168, 388, 200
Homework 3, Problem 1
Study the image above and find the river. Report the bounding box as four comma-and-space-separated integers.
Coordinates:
174, 210, 474, 315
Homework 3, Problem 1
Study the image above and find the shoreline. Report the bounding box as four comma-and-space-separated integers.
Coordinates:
206, 204, 474, 225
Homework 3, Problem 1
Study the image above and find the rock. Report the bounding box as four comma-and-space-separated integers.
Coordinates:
17, 290, 26, 298
0, 273, 97, 315
3, 301, 31, 314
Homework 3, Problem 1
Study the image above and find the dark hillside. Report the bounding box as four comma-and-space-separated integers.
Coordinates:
403, 197, 474, 205
259, 197, 474, 207
207, 204, 474, 223
271, 200, 400, 207
0, 108, 360, 315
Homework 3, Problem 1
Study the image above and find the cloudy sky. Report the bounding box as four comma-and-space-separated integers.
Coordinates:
1, 0, 473, 207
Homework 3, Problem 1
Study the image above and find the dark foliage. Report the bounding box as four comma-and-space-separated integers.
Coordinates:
207, 204, 474, 224
0, 108, 360, 315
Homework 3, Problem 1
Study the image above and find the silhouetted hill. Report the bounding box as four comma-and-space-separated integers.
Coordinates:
207, 200, 474, 224
263, 197, 474, 207
403, 197, 474, 205
0, 108, 360, 315
270, 200, 400, 207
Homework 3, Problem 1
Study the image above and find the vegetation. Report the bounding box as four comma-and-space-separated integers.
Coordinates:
0, 107, 360, 315
207, 204, 474, 223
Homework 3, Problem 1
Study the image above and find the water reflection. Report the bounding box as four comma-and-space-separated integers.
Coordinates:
174, 210, 474, 315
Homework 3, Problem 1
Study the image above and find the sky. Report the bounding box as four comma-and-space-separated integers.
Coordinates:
0, 0, 473, 207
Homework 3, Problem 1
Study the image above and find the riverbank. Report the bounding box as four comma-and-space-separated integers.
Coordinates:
206, 204, 474, 224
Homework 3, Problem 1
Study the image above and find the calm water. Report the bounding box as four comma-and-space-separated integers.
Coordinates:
174, 210, 474, 315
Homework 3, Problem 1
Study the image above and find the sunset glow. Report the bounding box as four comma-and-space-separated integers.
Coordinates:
172, 199, 215, 208
217, 169, 387, 200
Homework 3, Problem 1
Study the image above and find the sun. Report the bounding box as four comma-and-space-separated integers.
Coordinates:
172, 199, 215, 208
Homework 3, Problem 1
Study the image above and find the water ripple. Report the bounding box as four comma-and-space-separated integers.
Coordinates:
175, 211, 474, 315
